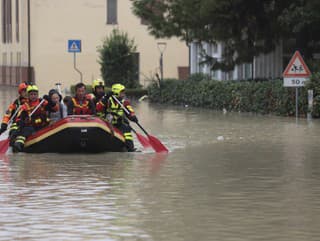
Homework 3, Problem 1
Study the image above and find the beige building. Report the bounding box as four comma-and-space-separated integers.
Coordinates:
0, 0, 188, 94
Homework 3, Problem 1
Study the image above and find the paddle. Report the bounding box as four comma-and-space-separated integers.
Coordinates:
112, 95, 168, 153
130, 126, 151, 148
0, 106, 22, 154
0, 137, 9, 154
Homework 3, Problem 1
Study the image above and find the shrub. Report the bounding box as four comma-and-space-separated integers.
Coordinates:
148, 77, 312, 117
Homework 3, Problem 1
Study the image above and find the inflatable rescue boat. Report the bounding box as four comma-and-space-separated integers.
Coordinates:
23, 115, 127, 153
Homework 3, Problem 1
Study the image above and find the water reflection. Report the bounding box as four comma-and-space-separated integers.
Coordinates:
0, 153, 168, 240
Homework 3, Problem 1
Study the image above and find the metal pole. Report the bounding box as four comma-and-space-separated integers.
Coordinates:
296, 87, 299, 120
308, 89, 313, 120
73, 52, 83, 82
160, 52, 163, 83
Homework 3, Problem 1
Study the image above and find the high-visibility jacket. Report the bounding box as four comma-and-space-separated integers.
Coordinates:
1, 96, 28, 125
18, 98, 58, 128
105, 97, 136, 126
68, 97, 96, 115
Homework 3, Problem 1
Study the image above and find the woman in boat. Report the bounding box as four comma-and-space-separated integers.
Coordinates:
13, 85, 59, 152
67, 82, 96, 115
96, 83, 138, 152
47, 89, 67, 123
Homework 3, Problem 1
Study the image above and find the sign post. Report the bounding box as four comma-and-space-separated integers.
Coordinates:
68, 39, 83, 82
283, 51, 311, 119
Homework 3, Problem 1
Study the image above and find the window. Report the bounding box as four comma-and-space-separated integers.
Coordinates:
2, 0, 6, 43
212, 43, 218, 54
2, 0, 12, 43
8, 0, 12, 43
15, 0, 19, 42
244, 63, 252, 80
16, 52, 21, 66
106, 0, 117, 24
2, 52, 7, 65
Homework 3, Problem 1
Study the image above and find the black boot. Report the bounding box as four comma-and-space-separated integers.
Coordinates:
125, 140, 136, 152
13, 142, 24, 152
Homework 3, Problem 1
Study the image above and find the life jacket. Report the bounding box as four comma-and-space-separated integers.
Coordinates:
20, 99, 50, 127
96, 97, 107, 118
106, 97, 124, 125
2, 96, 28, 124
71, 97, 93, 115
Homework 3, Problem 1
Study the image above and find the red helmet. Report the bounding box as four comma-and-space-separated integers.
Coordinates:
18, 83, 28, 94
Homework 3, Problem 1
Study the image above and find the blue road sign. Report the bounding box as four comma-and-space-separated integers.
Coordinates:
68, 40, 81, 53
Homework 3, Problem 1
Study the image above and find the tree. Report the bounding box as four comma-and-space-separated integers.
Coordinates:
132, 0, 320, 71
98, 29, 139, 88
279, 0, 320, 59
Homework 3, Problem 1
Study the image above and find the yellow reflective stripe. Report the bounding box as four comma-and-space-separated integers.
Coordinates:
108, 98, 124, 116
16, 136, 26, 141
126, 105, 134, 113
16, 136, 26, 144
10, 123, 18, 130
124, 133, 133, 140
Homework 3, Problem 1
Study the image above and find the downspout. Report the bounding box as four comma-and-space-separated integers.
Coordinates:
27, 0, 31, 84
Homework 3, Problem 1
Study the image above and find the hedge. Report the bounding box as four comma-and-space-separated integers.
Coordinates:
146, 74, 320, 118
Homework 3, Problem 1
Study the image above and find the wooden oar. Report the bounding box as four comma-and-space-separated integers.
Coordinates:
112, 95, 168, 153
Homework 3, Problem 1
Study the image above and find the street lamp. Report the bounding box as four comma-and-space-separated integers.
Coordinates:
157, 42, 167, 85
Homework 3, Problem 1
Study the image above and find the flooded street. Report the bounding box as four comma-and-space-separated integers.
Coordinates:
1, 86, 320, 241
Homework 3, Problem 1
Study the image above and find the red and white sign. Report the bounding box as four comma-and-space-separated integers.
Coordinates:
283, 51, 311, 87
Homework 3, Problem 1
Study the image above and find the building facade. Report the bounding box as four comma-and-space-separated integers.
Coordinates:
190, 41, 283, 81
0, 0, 189, 94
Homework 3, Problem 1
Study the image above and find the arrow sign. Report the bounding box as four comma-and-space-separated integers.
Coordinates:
68, 40, 81, 53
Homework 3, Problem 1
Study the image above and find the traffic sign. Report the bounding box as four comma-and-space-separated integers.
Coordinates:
283, 51, 311, 87
68, 40, 81, 53
283, 51, 311, 77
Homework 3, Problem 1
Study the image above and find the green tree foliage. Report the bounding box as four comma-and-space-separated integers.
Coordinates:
132, 0, 320, 71
279, 0, 320, 59
98, 29, 139, 88
148, 76, 309, 117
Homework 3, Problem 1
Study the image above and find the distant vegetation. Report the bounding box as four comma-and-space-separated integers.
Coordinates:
132, 0, 320, 72
148, 73, 320, 118
97, 29, 140, 88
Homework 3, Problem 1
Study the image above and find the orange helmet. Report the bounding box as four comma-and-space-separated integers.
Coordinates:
18, 83, 28, 94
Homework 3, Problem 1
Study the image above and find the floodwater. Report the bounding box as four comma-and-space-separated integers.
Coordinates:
1, 86, 320, 241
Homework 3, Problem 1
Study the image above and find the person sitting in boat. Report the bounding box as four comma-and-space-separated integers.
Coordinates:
67, 82, 96, 115
0, 82, 28, 135
13, 85, 59, 152
47, 89, 67, 123
96, 83, 138, 152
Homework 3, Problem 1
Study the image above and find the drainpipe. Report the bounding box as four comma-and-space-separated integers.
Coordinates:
27, 0, 31, 84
